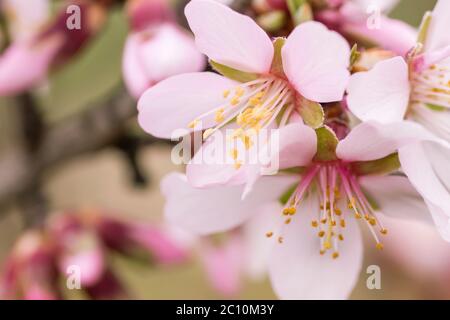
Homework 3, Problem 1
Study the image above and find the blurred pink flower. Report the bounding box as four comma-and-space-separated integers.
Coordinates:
316, 0, 416, 55
122, 0, 206, 99
0, 0, 107, 96
161, 119, 449, 299
138, 0, 350, 138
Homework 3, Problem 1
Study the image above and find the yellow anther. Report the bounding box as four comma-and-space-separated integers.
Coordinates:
338, 234, 344, 241
230, 148, 238, 160
214, 109, 225, 123
249, 97, 260, 106
235, 86, 245, 97
282, 208, 290, 216
380, 228, 388, 235
311, 220, 318, 228
334, 208, 342, 216
231, 97, 240, 106
355, 213, 362, 219
266, 232, 273, 238
241, 135, 252, 150
288, 207, 296, 215
319, 250, 326, 255
324, 241, 332, 250
234, 161, 242, 170
285, 218, 292, 225
331, 220, 337, 227
332, 252, 339, 259
369, 217, 377, 226
376, 243, 384, 250
320, 218, 327, 224
318, 231, 325, 238
340, 219, 346, 228
188, 119, 199, 129
223, 89, 230, 98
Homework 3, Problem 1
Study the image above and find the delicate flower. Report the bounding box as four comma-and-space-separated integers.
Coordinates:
346, 0, 450, 240
122, 0, 205, 99
316, 0, 417, 55
161, 119, 448, 299
138, 0, 350, 144
0, 0, 107, 96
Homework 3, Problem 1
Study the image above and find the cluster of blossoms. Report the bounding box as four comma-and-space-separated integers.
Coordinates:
137, 0, 450, 299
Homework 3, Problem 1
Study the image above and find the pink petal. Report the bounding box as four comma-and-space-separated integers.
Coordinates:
347, 57, 410, 124
399, 142, 450, 241
200, 236, 244, 297
282, 21, 350, 103
161, 172, 296, 235
341, 16, 417, 56
336, 120, 439, 162
137, 72, 235, 138
123, 23, 206, 99
359, 175, 431, 223
0, 37, 61, 96
185, 0, 273, 74
425, 0, 450, 53
268, 193, 363, 299
269, 122, 317, 170
242, 202, 281, 280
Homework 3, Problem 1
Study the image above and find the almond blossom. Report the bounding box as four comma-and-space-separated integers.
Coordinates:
122, 0, 205, 99
138, 0, 351, 151
161, 119, 446, 299
346, 0, 450, 240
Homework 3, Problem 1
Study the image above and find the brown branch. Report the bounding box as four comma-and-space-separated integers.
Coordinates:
0, 87, 150, 209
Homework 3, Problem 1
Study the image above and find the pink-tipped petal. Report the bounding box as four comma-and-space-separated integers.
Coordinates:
185, 0, 273, 73
425, 0, 450, 53
282, 21, 350, 103
161, 172, 296, 235
336, 120, 439, 162
359, 175, 431, 223
137, 72, 235, 138
269, 193, 363, 299
347, 57, 410, 124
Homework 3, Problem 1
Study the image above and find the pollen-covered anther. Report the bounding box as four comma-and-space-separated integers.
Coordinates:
318, 231, 325, 238
311, 220, 318, 228
376, 243, 384, 250
380, 228, 388, 235
188, 119, 199, 129
266, 232, 273, 238
214, 109, 225, 123
332, 252, 339, 259
222, 89, 230, 98
285, 218, 292, 224
338, 234, 344, 241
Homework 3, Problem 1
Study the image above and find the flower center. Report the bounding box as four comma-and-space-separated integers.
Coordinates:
188, 76, 294, 169
267, 162, 388, 259
410, 63, 450, 109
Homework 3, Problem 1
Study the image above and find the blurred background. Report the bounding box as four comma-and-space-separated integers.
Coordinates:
1, 0, 448, 299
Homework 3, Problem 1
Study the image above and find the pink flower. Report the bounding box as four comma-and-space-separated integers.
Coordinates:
316, 0, 417, 56
138, 0, 350, 139
0, 0, 106, 96
346, 0, 450, 241
122, 0, 206, 99
161, 119, 448, 299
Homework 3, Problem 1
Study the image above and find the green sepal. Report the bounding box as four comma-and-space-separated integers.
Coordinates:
417, 11, 432, 46
352, 153, 401, 176
298, 96, 325, 129
210, 60, 259, 83
313, 126, 338, 162
426, 103, 446, 112
270, 37, 286, 78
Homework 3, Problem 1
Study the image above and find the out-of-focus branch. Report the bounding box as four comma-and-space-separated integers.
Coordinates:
0, 88, 152, 209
